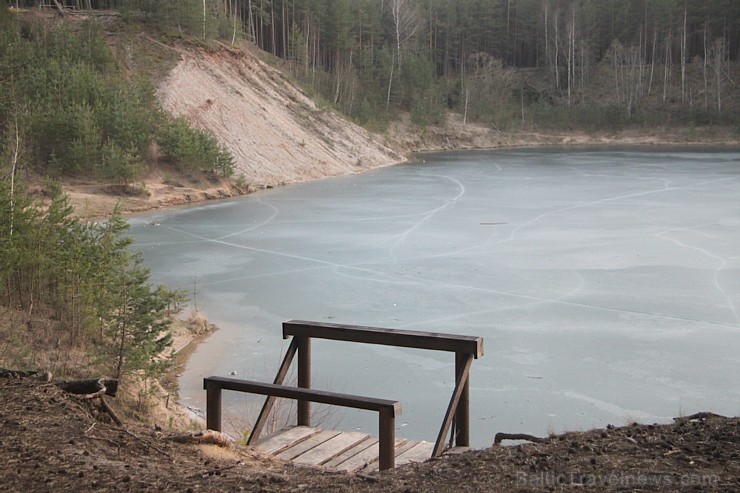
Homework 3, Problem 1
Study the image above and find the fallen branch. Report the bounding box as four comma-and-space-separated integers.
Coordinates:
674, 412, 727, 422
50, 0, 66, 16
56, 378, 118, 397
164, 430, 233, 448
1, 370, 118, 396
0, 369, 53, 381
494, 432, 550, 445
72, 378, 109, 400
59, 377, 123, 426
100, 396, 123, 426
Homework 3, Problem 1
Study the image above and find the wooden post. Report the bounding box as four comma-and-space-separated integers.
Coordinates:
454, 352, 470, 447
297, 336, 311, 426
378, 407, 396, 470
205, 380, 222, 432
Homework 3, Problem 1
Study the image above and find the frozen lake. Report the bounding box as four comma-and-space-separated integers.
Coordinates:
130, 148, 740, 447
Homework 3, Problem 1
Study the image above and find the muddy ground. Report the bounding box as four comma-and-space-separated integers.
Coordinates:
1, 377, 737, 492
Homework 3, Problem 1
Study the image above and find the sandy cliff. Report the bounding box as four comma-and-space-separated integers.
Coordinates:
157, 46, 402, 188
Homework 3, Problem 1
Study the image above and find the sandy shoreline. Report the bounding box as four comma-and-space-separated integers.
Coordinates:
64, 127, 740, 220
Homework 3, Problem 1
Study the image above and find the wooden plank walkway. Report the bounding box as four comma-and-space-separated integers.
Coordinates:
255, 426, 436, 473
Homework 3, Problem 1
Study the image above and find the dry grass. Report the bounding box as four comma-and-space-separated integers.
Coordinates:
0, 304, 208, 435
0, 307, 94, 380
115, 374, 204, 433
186, 309, 215, 336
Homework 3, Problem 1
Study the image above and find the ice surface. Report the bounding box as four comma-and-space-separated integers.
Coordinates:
130, 148, 740, 446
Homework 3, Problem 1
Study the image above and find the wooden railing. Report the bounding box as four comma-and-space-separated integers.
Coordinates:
203, 377, 401, 470
204, 320, 483, 470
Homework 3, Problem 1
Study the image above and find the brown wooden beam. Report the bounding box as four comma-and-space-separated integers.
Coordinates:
432, 353, 473, 457
203, 377, 402, 414
297, 336, 311, 426
378, 407, 396, 470
284, 320, 483, 358
248, 338, 298, 445
454, 351, 471, 447
205, 380, 223, 432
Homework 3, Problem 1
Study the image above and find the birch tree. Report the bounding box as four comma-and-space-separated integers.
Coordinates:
385, 0, 418, 109
711, 37, 726, 114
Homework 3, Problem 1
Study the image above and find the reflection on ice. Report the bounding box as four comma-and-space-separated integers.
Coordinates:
130, 148, 740, 447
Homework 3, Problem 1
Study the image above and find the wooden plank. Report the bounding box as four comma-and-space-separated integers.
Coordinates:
333, 438, 407, 473
255, 426, 321, 455
322, 436, 377, 469
331, 438, 380, 472
360, 439, 419, 473
292, 431, 371, 466
203, 377, 401, 415
283, 320, 484, 358
393, 439, 423, 458
396, 441, 434, 466
277, 430, 342, 461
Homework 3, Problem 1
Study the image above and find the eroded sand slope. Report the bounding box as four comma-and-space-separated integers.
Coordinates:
157, 48, 402, 188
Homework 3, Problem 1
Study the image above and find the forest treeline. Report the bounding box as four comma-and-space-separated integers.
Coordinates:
0, 5, 235, 184
238, 0, 740, 128
15, 0, 739, 131
0, 179, 187, 380
0, 4, 218, 382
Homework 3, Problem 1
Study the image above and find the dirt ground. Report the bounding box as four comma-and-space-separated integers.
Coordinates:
1, 377, 737, 492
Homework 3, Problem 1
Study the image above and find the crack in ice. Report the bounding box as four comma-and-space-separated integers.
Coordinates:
656, 226, 740, 326
387, 175, 466, 257
502, 176, 736, 243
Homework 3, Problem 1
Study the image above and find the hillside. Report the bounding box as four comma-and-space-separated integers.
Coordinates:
157, 44, 402, 188
62, 36, 404, 217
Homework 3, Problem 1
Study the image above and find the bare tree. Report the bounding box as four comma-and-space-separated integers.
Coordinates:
663, 29, 672, 103
566, 7, 576, 107
9, 116, 20, 239
466, 53, 515, 124
625, 45, 643, 117
711, 37, 726, 114
681, 5, 687, 103
553, 6, 560, 91
606, 40, 623, 103
648, 27, 657, 95
703, 23, 709, 110
385, 0, 419, 109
